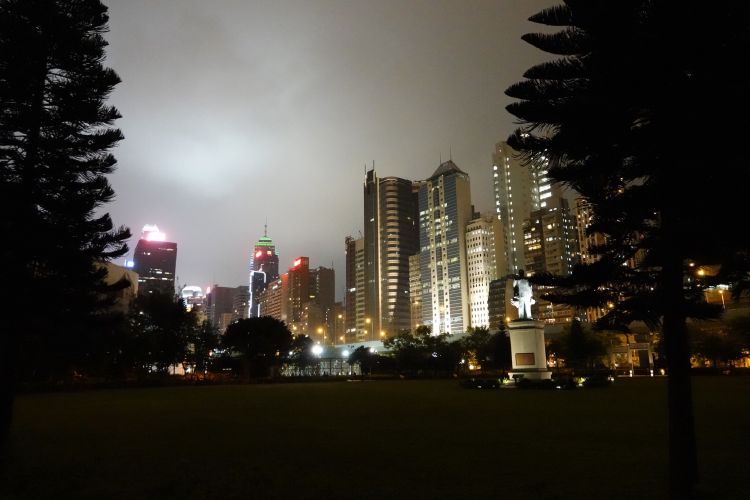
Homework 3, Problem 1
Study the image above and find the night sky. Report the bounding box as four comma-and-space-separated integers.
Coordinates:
102, 0, 552, 299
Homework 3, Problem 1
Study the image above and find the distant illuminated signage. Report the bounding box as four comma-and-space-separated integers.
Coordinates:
293, 258, 302, 268
255, 250, 262, 258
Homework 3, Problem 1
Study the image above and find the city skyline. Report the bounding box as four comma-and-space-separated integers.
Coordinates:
101, 0, 553, 298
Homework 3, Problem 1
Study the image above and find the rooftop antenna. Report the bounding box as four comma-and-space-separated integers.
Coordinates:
264, 217, 268, 237
449, 146, 452, 161
440, 152, 442, 164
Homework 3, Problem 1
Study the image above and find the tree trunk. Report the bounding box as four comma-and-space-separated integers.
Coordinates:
0, 329, 17, 449
662, 248, 698, 498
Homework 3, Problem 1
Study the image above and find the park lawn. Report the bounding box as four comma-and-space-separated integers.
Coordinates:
1, 377, 748, 500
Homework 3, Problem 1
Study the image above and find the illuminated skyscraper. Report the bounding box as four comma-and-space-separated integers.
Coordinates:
492, 141, 563, 274
310, 265, 335, 331
206, 285, 246, 332
465, 214, 506, 328
248, 225, 279, 317
523, 201, 578, 277
288, 256, 309, 323
344, 236, 367, 341
249, 225, 279, 280
132, 224, 177, 296
344, 236, 359, 339
418, 160, 473, 335
363, 169, 419, 336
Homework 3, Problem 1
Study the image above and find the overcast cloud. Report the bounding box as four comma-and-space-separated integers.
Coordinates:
102, 0, 553, 299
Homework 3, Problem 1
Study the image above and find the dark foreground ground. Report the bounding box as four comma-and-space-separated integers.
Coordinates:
1, 377, 748, 499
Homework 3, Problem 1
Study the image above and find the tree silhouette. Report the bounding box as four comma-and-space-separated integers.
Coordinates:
189, 321, 220, 378
505, 2, 750, 495
0, 0, 129, 444
552, 319, 606, 370
223, 317, 292, 381
128, 294, 196, 375
287, 335, 316, 374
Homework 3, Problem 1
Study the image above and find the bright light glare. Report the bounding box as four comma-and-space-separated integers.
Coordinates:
142, 224, 166, 241
342, 350, 350, 357
312, 345, 323, 356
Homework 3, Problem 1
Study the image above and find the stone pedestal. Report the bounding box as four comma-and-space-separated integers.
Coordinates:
508, 319, 551, 380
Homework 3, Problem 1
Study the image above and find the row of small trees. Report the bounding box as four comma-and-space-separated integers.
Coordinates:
14, 293, 301, 384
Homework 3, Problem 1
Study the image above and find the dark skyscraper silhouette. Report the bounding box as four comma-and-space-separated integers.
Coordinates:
132, 225, 177, 296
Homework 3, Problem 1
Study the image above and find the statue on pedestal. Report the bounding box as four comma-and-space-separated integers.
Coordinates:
511, 269, 535, 320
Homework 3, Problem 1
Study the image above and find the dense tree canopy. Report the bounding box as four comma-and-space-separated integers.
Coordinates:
223, 317, 293, 380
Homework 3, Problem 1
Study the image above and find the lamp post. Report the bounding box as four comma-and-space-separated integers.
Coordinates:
719, 289, 726, 310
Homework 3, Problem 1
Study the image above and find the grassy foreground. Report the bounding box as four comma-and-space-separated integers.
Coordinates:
1, 377, 748, 499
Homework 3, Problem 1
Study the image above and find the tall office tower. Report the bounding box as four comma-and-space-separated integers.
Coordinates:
231, 286, 250, 322
354, 239, 366, 341
465, 214, 506, 328
181, 285, 205, 317
574, 197, 617, 323
248, 271, 266, 317
310, 266, 335, 331
523, 200, 578, 277
206, 285, 241, 332
288, 257, 310, 323
132, 224, 177, 296
248, 227, 279, 318
409, 253, 422, 330
492, 141, 564, 275
487, 278, 510, 332
332, 302, 345, 344
523, 200, 578, 325
575, 197, 607, 265
258, 276, 286, 322
418, 160, 473, 335
344, 236, 359, 339
363, 169, 420, 336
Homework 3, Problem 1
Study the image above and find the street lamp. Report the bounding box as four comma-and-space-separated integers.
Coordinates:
719, 289, 726, 310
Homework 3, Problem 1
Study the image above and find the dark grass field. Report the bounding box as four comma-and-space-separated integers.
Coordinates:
1, 377, 748, 499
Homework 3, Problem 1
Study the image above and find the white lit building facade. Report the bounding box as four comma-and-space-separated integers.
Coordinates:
418, 161, 472, 335
465, 214, 506, 328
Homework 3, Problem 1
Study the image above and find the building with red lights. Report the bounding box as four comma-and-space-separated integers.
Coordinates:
248, 227, 279, 317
